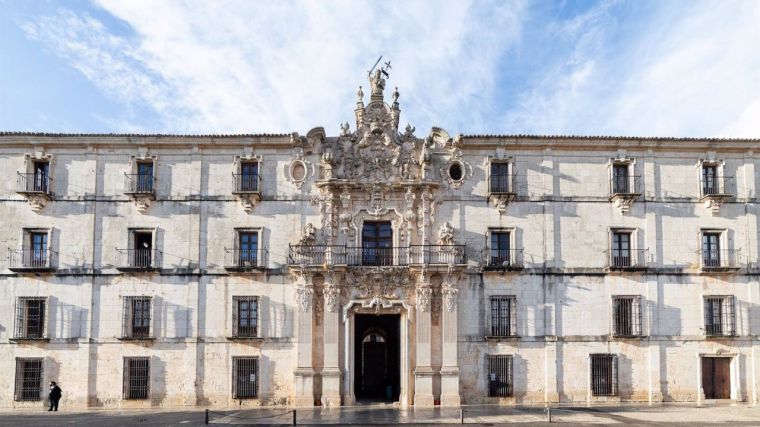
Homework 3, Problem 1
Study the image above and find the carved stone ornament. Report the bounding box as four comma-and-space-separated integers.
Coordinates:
295, 286, 314, 312
439, 148, 472, 189
441, 284, 458, 312
286, 148, 313, 189
438, 222, 455, 246
345, 267, 413, 310
133, 197, 152, 214
299, 223, 317, 245
491, 195, 513, 214
324, 285, 341, 312
416, 286, 432, 312
232, 154, 263, 213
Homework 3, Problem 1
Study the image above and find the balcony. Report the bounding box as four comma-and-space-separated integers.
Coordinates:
115, 248, 161, 271
488, 174, 517, 213
16, 172, 53, 196
232, 173, 261, 194
699, 249, 740, 272
224, 248, 268, 271
287, 245, 466, 267
699, 175, 734, 215
124, 173, 156, 196
605, 249, 648, 271
609, 175, 641, 213
483, 248, 524, 270
7, 248, 57, 272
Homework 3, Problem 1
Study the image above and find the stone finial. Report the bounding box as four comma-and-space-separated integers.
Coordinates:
357, 86, 364, 104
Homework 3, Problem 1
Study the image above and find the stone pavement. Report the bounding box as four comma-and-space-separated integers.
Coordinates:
1, 403, 759, 426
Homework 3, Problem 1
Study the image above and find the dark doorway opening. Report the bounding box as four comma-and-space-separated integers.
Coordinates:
354, 313, 400, 402
702, 357, 731, 399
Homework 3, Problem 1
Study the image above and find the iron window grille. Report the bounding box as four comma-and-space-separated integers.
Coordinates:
232, 296, 258, 338
489, 162, 513, 193
122, 296, 152, 339
489, 296, 517, 337
487, 355, 513, 397
14, 297, 46, 339
611, 164, 630, 194
14, 358, 43, 401
123, 357, 150, 399
232, 357, 259, 399
612, 296, 642, 337
590, 354, 618, 397
704, 295, 736, 337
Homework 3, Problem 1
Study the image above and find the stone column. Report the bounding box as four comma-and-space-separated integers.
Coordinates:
322, 282, 342, 406
294, 282, 315, 407
414, 284, 435, 406
440, 282, 461, 406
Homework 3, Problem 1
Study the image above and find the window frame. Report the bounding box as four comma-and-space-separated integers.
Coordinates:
487, 228, 516, 268
488, 295, 517, 338
703, 295, 736, 337
611, 295, 642, 337
232, 356, 260, 399
232, 296, 259, 338
487, 354, 513, 397
14, 297, 47, 340
123, 357, 150, 400
14, 358, 44, 402
488, 160, 514, 194
590, 353, 618, 397
122, 296, 153, 339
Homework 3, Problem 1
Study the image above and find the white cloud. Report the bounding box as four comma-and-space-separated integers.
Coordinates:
22, 0, 525, 134
502, 0, 760, 138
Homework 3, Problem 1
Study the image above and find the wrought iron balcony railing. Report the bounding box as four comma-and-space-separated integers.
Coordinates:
16, 172, 53, 195
489, 174, 516, 194
483, 248, 524, 270
605, 249, 648, 270
124, 174, 156, 195
224, 248, 268, 270
609, 175, 642, 196
288, 245, 467, 267
115, 248, 161, 271
232, 173, 261, 194
700, 175, 734, 198
699, 249, 740, 270
8, 248, 57, 272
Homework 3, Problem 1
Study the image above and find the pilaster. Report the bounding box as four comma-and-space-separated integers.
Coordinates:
294, 281, 315, 407
440, 281, 460, 406
414, 283, 434, 406
322, 282, 342, 406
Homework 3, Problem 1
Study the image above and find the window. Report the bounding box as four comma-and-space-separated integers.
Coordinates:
123, 357, 150, 399
239, 162, 259, 192
487, 355, 513, 397
14, 297, 46, 339
448, 162, 463, 181
490, 162, 511, 193
362, 222, 393, 266
611, 164, 629, 194
702, 164, 718, 195
238, 231, 259, 267
232, 296, 258, 338
489, 296, 516, 337
590, 354, 618, 396
28, 231, 49, 268
612, 296, 641, 337
610, 231, 631, 267
489, 231, 511, 267
232, 357, 259, 399
704, 295, 736, 336
32, 161, 49, 193
122, 297, 152, 339
132, 231, 153, 268
136, 162, 154, 193
14, 358, 43, 401
702, 232, 721, 267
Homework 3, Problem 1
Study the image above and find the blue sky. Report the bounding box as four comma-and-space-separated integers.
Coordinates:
1, 0, 758, 137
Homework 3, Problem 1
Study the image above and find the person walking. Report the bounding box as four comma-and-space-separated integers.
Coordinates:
48, 381, 61, 411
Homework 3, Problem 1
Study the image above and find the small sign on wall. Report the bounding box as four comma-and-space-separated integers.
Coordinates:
250, 374, 256, 382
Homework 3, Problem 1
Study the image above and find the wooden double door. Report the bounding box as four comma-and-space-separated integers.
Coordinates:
701, 357, 731, 399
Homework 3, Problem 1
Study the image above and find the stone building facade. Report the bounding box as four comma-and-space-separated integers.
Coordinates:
1, 71, 760, 409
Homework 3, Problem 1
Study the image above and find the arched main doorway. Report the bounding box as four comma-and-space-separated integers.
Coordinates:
354, 314, 401, 402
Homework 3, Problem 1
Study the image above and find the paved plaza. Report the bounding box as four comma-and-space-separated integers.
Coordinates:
0, 404, 758, 426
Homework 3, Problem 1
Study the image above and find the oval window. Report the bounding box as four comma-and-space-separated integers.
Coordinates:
448, 163, 463, 181
291, 161, 306, 181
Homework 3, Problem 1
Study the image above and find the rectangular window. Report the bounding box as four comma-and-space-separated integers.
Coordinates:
590, 354, 618, 396
362, 222, 393, 266
612, 164, 629, 194
239, 162, 259, 192
490, 162, 511, 193
136, 162, 154, 193
489, 296, 516, 337
487, 355, 513, 397
232, 296, 258, 338
702, 232, 721, 267
232, 357, 259, 398
14, 358, 43, 401
123, 357, 150, 399
612, 296, 641, 337
15, 297, 46, 339
610, 231, 631, 267
28, 231, 49, 268
122, 297, 152, 339
704, 296, 736, 336
702, 165, 718, 195
238, 232, 259, 267
132, 231, 153, 268
490, 231, 511, 267
32, 161, 49, 193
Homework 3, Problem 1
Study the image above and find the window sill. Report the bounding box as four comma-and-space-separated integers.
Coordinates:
9, 337, 49, 343
612, 335, 645, 340
705, 334, 737, 339
227, 336, 263, 341
118, 337, 156, 342
605, 266, 647, 272
485, 335, 520, 341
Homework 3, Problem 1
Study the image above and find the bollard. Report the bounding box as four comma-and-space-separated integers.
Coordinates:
292, 409, 297, 426
547, 407, 551, 423
205, 408, 209, 425
460, 408, 464, 424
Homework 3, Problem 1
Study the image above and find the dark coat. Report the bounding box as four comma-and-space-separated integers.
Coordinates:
49, 386, 62, 400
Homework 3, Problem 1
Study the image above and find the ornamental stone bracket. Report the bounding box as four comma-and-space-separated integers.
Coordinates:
610, 194, 636, 214
702, 196, 730, 216
24, 193, 51, 213
490, 194, 515, 214
441, 284, 458, 312
416, 286, 432, 312
234, 193, 261, 214
323, 284, 341, 313
295, 285, 314, 312
131, 195, 154, 214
